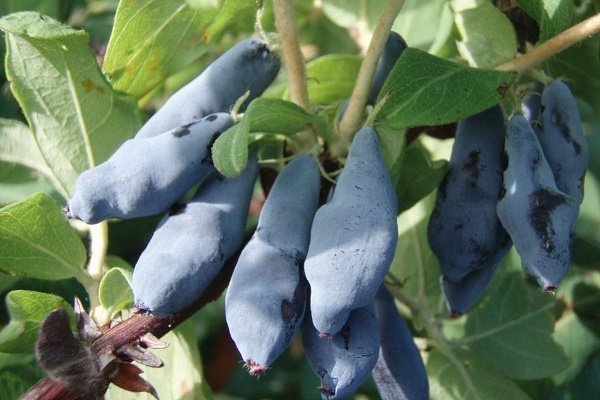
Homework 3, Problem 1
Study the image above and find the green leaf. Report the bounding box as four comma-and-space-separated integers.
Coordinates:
393, 0, 454, 51
428, 348, 531, 400
552, 270, 600, 385
548, 36, 600, 130
464, 272, 569, 380
517, 0, 574, 43
212, 117, 249, 177
104, 319, 212, 400
377, 48, 515, 129
0, 192, 87, 281
103, 0, 254, 99
0, 118, 52, 181
246, 98, 326, 135
0, 12, 141, 197
98, 257, 133, 318
451, 0, 518, 68
305, 54, 362, 104
550, 353, 600, 400
321, 0, 383, 32
0, 290, 71, 353
392, 139, 448, 213
389, 192, 443, 317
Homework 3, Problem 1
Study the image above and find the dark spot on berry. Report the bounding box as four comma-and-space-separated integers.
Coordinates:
172, 127, 191, 137
201, 131, 222, 165
463, 149, 481, 179
206, 114, 218, 122
528, 189, 566, 253
169, 203, 187, 216
341, 321, 351, 351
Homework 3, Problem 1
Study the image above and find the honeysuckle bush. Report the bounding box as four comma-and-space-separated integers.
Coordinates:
0, 0, 599, 399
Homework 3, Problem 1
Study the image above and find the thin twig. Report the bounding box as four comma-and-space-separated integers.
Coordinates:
337, 0, 406, 144
495, 12, 600, 73
272, 0, 311, 111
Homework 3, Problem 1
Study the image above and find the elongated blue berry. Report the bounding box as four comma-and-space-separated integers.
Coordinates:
226, 155, 321, 374
66, 113, 232, 223
538, 80, 588, 204
135, 38, 280, 138
305, 126, 398, 336
427, 105, 511, 313
372, 285, 428, 400
303, 305, 380, 400
497, 115, 579, 290
132, 157, 258, 317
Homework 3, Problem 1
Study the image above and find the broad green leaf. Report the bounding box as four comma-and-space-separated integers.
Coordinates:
464, 272, 569, 380
393, 0, 453, 51
321, 0, 383, 32
98, 257, 133, 317
246, 98, 326, 135
377, 48, 515, 129
0, 290, 70, 353
104, 320, 212, 400
305, 54, 362, 104
550, 353, 600, 400
0, 192, 87, 281
388, 192, 443, 317
573, 174, 600, 269
548, 36, 600, 132
0, 118, 52, 181
452, 0, 518, 68
212, 117, 249, 177
392, 139, 448, 213
517, 0, 574, 43
552, 270, 600, 384
428, 348, 531, 400
103, 0, 254, 98
0, 12, 141, 197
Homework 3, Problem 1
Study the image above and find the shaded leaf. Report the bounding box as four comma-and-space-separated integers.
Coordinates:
377, 48, 515, 129
464, 272, 569, 380
428, 348, 531, 400
0, 192, 87, 281
391, 140, 448, 213
517, 0, 574, 43
393, 0, 452, 51
0, 290, 70, 353
0, 12, 141, 197
388, 192, 443, 317
246, 98, 326, 135
0, 118, 52, 180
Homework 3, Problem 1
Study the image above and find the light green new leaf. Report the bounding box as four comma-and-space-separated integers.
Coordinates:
246, 98, 326, 135
517, 0, 574, 43
104, 320, 212, 400
98, 256, 133, 318
452, 1, 518, 68
0, 12, 141, 197
104, 0, 254, 98
393, 0, 453, 51
0, 192, 87, 281
212, 117, 249, 178
0, 290, 70, 353
377, 48, 515, 129
388, 192, 443, 317
428, 348, 531, 400
464, 272, 569, 380
321, 0, 384, 32
305, 54, 362, 104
